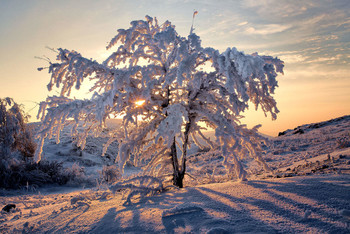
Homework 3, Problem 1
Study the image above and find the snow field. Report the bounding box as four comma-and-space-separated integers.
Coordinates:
0, 175, 349, 233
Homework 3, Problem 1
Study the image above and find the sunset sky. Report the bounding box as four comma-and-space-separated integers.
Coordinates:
0, 0, 349, 136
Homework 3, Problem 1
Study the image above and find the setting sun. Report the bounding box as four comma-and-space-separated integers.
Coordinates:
135, 99, 145, 107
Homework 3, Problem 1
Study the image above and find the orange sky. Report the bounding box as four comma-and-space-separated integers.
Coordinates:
0, 0, 349, 136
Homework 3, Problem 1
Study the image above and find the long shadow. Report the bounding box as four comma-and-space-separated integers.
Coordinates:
249, 176, 350, 227
253, 176, 350, 204
248, 176, 350, 215
89, 204, 160, 233
87, 191, 186, 233
84, 175, 349, 233
87, 186, 279, 233
89, 208, 123, 233
198, 175, 349, 233
162, 187, 278, 233
45, 203, 91, 233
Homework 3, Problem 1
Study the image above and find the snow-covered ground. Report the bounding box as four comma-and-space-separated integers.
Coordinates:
1, 116, 349, 233
0, 175, 349, 233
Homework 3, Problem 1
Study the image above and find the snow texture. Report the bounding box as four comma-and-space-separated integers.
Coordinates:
0, 175, 349, 233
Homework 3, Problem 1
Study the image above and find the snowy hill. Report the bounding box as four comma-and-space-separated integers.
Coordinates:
0, 116, 349, 233
278, 115, 350, 137
265, 115, 350, 176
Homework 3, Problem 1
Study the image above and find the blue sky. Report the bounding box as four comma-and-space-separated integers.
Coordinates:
0, 0, 349, 135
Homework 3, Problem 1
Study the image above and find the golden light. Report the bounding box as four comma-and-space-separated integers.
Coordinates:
135, 99, 146, 107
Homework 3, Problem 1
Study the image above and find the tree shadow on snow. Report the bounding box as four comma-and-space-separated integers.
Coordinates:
88, 191, 187, 233
88, 186, 278, 233
85, 175, 349, 233
231, 175, 350, 233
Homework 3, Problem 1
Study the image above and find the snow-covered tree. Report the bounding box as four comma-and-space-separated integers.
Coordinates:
36, 16, 283, 187
0, 97, 36, 158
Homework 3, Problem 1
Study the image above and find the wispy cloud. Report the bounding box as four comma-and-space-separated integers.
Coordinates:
283, 66, 350, 81
305, 35, 339, 42
305, 54, 343, 64
280, 54, 308, 64
244, 24, 291, 35
237, 21, 248, 26
241, 0, 312, 18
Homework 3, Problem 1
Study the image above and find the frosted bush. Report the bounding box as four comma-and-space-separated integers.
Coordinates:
0, 160, 86, 189
64, 163, 91, 186
100, 165, 121, 184
0, 97, 36, 159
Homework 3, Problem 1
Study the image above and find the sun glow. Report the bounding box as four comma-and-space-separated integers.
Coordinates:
135, 100, 146, 107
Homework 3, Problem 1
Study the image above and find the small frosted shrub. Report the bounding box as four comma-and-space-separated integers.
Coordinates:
337, 137, 350, 149
0, 159, 94, 190
100, 165, 121, 184
64, 163, 91, 186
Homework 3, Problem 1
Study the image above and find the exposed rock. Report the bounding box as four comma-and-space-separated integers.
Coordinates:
2, 204, 16, 212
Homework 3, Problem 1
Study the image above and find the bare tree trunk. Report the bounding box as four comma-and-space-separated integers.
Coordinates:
170, 137, 184, 188
163, 85, 183, 187
170, 115, 194, 188
181, 120, 191, 168
166, 86, 195, 188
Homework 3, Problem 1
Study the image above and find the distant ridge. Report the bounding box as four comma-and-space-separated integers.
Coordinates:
278, 115, 350, 136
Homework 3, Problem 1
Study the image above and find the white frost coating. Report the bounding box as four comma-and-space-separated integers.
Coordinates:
35, 16, 283, 183
156, 103, 187, 147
